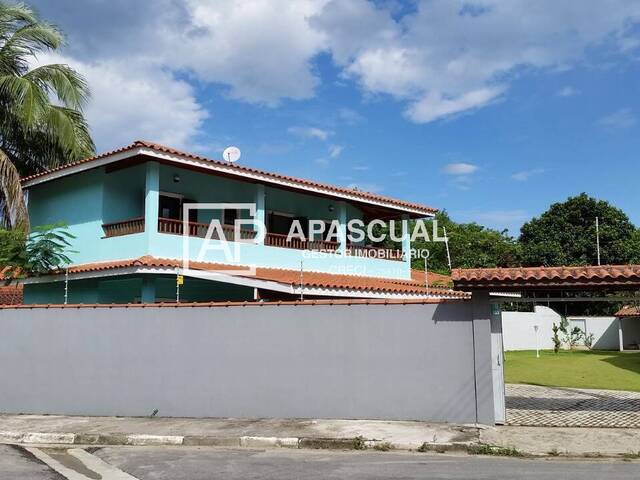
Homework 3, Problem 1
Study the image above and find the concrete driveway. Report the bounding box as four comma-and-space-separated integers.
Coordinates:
506, 384, 640, 428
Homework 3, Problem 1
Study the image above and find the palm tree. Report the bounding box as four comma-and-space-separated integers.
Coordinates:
0, 2, 94, 231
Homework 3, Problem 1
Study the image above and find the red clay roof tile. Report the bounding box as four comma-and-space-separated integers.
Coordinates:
55, 256, 468, 298
452, 265, 640, 290
22, 140, 436, 215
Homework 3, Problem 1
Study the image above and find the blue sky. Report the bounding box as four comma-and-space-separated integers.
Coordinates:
28, 0, 640, 234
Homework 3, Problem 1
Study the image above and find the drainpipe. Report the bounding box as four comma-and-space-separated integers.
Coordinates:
255, 184, 265, 244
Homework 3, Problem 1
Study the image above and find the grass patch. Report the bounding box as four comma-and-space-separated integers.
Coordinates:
466, 444, 525, 457
373, 442, 393, 452
352, 436, 367, 450
504, 350, 640, 392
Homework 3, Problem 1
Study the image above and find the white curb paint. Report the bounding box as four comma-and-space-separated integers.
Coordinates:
126, 434, 184, 446
0, 431, 76, 444
239, 436, 299, 448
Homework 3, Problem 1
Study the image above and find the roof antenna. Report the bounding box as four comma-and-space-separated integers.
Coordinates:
596, 217, 601, 266
299, 260, 304, 301
443, 226, 452, 271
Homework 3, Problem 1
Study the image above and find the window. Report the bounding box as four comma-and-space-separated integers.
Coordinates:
223, 208, 240, 226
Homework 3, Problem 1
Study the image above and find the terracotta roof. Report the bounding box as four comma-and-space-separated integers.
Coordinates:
410, 270, 452, 288
616, 305, 640, 317
452, 265, 640, 290
0, 298, 462, 309
0, 284, 22, 305
21, 140, 436, 215
47, 256, 468, 298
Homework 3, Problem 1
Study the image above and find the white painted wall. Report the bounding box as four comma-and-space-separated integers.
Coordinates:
502, 306, 558, 351
566, 316, 619, 350
502, 306, 619, 351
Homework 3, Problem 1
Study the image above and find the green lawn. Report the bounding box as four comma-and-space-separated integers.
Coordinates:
504, 350, 640, 392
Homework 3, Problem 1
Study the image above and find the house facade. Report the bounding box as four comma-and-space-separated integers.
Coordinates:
21, 140, 459, 304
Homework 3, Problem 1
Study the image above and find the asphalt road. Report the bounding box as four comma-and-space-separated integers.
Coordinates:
1, 444, 638, 480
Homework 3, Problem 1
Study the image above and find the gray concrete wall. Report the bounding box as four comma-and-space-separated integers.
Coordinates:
0, 301, 493, 424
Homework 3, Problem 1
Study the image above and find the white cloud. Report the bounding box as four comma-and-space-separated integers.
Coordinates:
29, 0, 640, 146
174, 0, 328, 105
512, 168, 545, 181
557, 86, 580, 97
313, 0, 640, 123
35, 53, 207, 151
328, 144, 344, 157
338, 107, 365, 124
288, 126, 333, 141
442, 163, 479, 175
598, 108, 637, 130
353, 165, 370, 171
315, 157, 330, 167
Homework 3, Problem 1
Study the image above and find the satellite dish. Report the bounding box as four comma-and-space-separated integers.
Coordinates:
223, 146, 241, 163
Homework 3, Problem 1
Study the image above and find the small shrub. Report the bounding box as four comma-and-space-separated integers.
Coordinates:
583, 332, 595, 350
467, 444, 524, 457
373, 442, 393, 452
547, 448, 560, 457
352, 436, 367, 450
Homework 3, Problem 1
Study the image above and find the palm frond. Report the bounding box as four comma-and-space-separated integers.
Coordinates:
0, 148, 29, 230
24, 63, 89, 110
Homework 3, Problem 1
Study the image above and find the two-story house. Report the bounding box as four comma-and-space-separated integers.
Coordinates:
20, 140, 462, 304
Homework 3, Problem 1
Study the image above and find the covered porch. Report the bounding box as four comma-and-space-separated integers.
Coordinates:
100, 160, 406, 261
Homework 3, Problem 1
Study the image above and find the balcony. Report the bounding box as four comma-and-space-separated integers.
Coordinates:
101, 217, 404, 261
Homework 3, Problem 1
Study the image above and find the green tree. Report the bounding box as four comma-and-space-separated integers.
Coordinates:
519, 193, 640, 266
0, 2, 94, 230
0, 223, 75, 281
410, 211, 521, 274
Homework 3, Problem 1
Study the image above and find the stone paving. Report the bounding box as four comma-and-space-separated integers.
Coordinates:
506, 384, 640, 428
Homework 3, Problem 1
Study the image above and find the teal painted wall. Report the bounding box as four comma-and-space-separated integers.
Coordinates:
103, 164, 145, 223
28, 166, 148, 265
23, 279, 99, 304
23, 275, 253, 304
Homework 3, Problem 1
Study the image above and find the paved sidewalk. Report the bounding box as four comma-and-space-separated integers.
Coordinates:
481, 426, 640, 456
0, 415, 477, 451
506, 384, 640, 428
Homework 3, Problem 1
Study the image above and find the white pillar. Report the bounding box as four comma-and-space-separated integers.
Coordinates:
144, 161, 159, 236
401, 214, 411, 267
255, 184, 265, 244
337, 201, 347, 255
618, 317, 624, 352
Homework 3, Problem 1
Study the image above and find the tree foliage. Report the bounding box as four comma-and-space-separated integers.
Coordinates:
519, 193, 640, 266
0, 2, 94, 230
0, 223, 75, 281
410, 211, 521, 274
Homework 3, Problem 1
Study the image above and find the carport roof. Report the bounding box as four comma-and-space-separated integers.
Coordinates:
452, 264, 640, 291
616, 305, 640, 317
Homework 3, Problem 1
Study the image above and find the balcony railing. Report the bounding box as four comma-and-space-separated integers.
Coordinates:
158, 217, 256, 241
264, 231, 339, 251
102, 217, 145, 238
101, 217, 403, 260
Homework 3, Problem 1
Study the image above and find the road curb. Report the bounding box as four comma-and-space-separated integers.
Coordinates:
0, 430, 455, 451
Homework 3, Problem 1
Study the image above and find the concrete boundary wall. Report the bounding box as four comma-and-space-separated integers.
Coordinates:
502, 306, 619, 351
0, 301, 494, 424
